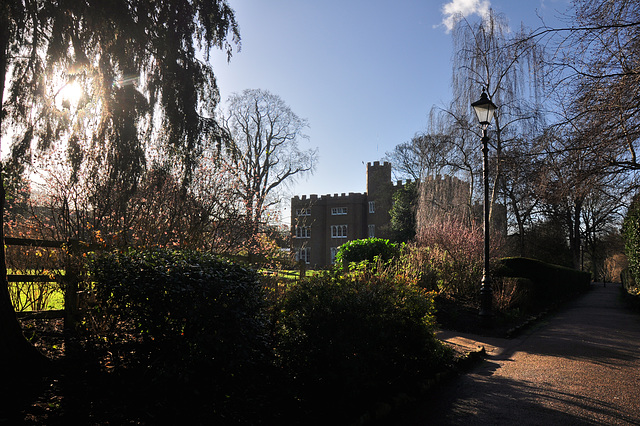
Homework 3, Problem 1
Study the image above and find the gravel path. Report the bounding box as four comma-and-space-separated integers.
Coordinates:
393, 283, 640, 425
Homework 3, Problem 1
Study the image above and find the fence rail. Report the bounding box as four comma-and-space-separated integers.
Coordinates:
5, 236, 67, 286
16, 309, 65, 319
8, 274, 59, 283
6, 236, 86, 328
5, 237, 66, 248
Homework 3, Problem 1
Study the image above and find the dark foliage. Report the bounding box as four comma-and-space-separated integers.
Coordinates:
623, 194, 640, 292
274, 269, 452, 422
496, 257, 591, 305
11, 249, 459, 424
89, 248, 273, 422
389, 181, 418, 243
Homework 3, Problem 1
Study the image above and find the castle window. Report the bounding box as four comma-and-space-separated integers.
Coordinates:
296, 208, 311, 216
295, 226, 311, 238
331, 225, 348, 238
368, 224, 375, 238
330, 247, 338, 264
296, 247, 311, 264
369, 201, 375, 213
331, 207, 348, 215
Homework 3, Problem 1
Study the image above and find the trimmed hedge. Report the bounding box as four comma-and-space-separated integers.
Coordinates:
496, 257, 591, 303
86, 248, 453, 423
335, 238, 401, 270
89, 249, 271, 421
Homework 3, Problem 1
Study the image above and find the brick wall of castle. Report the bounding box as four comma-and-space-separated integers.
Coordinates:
290, 161, 501, 267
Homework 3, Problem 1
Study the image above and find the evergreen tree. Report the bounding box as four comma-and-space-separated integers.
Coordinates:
389, 181, 418, 243
0, 0, 239, 373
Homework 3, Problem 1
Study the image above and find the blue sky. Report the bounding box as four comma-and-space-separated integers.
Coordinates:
210, 0, 570, 222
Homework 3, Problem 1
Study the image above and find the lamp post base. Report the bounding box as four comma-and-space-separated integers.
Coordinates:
479, 275, 493, 324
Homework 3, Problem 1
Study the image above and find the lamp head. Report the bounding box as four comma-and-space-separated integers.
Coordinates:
471, 90, 497, 129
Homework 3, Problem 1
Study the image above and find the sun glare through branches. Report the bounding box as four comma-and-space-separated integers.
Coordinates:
56, 79, 83, 110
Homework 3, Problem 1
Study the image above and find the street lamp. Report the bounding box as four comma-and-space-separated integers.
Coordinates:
471, 89, 497, 319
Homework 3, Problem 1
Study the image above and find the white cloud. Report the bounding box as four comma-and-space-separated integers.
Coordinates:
440, 0, 491, 32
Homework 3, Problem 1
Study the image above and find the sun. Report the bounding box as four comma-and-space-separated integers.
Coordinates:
59, 80, 83, 107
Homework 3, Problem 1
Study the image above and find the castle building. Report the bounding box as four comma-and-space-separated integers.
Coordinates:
290, 161, 397, 267
291, 160, 504, 268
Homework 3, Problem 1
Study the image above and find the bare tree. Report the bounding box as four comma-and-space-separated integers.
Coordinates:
500, 143, 541, 256
554, 0, 640, 176
581, 180, 629, 280
511, 0, 640, 268
221, 89, 317, 257
532, 123, 631, 269
385, 132, 452, 181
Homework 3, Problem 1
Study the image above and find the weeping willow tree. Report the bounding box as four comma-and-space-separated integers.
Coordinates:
0, 0, 239, 371
442, 9, 548, 247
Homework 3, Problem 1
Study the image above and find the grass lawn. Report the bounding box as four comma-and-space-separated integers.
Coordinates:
9, 270, 65, 311
10, 267, 320, 312
261, 268, 321, 279
10, 284, 65, 311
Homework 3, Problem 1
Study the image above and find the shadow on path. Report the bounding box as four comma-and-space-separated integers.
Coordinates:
392, 283, 640, 425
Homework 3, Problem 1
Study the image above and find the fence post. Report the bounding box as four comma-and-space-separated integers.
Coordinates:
63, 240, 81, 344
298, 260, 306, 281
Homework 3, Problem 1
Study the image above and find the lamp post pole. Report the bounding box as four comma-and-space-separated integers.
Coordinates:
479, 127, 492, 318
471, 89, 497, 320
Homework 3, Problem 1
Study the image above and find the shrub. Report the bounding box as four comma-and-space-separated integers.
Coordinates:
89, 249, 271, 420
413, 218, 494, 297
334, 237, 401, 270
623, 194, 640, 293
492, 276, 532, 312
275, 266, 451, 420
496, 257, 591, 307
621, 267, 639, 295
390, 245, 440, 291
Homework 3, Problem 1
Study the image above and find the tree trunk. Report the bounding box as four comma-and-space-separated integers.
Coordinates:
569, 200, 583, 271
0, 174, 47, 373
512, 200, 526, 257
0, 19, 47, 376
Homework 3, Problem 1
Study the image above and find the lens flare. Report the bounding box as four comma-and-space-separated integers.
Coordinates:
60, 80, 83, 106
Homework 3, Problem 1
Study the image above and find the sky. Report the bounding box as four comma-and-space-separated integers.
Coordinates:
210, 0, 571, 223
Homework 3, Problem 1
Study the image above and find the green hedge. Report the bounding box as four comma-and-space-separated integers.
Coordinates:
275, 268, 451, 420
335, 238, 401, 270
89, 249, 271, 421
91, 249, 267, 351
621, 267, 640, 296
496, 257, 591, 303
623, 195, 640, 291
87, 248, 453, 423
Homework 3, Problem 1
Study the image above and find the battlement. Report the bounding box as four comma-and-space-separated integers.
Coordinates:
393, 178, 421, 188
391, 174, 468, 189
290, 160, 496, 268
292, 192, 365, 203
367, 160, 390, 168
293, 194, 319, 201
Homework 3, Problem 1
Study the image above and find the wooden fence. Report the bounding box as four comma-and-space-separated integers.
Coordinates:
6, 237, 87, 329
